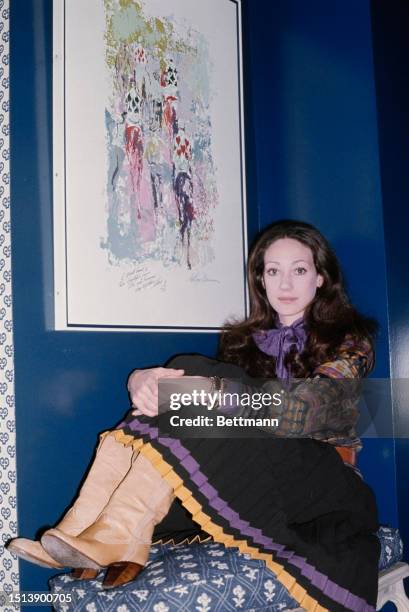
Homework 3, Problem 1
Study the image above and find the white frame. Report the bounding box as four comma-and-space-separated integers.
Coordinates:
53, 0, 248, 331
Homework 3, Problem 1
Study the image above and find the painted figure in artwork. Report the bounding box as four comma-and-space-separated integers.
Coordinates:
173, 127, 194, 269
145, 98, 167, 219
103, 0, 218, 269
124, 46, 148, 221
161, 57, 178, 140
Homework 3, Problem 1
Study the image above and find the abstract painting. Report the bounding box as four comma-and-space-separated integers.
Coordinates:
53, 0, 247, 330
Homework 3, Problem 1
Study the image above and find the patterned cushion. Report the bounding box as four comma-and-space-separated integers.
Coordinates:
49, 528, 403, 611
50, 542, 301, 611
378, 526, 403, 571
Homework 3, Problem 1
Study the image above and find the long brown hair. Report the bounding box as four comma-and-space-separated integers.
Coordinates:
218, 220, 377, 377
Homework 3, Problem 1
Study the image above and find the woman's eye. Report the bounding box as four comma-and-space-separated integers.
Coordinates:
294, 267, 307, 275
266, 268, 278, 276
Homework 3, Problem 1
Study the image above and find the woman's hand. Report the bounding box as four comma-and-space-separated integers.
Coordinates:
128, 367, 185, 417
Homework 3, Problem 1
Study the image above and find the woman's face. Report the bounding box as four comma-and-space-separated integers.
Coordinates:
262, 238, 323, 326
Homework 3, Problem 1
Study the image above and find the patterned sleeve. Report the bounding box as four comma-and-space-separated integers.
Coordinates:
313, 336, 375, 379
274, 335, 374, 438
221, 336, 374, 441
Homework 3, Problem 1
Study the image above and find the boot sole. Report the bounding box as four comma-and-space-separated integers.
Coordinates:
41, 534, 104, 570
7, 542, 64, 569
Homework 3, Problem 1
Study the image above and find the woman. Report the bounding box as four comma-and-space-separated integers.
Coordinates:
8, 220, 380, 611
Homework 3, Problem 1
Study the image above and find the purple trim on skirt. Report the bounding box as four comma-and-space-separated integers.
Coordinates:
119, 418, 375, 612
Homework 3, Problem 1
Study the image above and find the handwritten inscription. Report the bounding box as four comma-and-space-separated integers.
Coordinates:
120, 266, 166, 292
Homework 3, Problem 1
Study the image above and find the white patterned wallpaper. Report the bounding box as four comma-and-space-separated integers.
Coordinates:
0, 0, 19, 599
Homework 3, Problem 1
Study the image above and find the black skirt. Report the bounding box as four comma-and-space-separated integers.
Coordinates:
114, 354, 380, 612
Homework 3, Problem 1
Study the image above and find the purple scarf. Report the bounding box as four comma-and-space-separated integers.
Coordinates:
252, 317, 307, 380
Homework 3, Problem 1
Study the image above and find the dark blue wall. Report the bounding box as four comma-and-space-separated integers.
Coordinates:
243, 0, 397, 527
371, 0, 409, 571
10, 0, 403, 599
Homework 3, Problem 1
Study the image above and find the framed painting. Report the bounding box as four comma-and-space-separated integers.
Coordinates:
53, 0, 247, 330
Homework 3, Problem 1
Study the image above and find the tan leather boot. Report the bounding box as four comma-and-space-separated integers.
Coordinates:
6, 539, 64, 569
41, 453, 174, 579
7, 433, 134, 568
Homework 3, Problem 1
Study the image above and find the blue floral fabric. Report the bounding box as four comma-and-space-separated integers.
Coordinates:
377, 525, 403, 572
49, 528, 402, 612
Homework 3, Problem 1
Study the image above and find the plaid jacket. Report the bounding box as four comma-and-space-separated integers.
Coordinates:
223, 336, 374, 448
